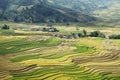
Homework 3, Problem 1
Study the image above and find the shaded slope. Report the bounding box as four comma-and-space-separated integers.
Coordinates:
0, 0, 97, 23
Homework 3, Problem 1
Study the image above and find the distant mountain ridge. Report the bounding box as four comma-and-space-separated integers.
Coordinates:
47, 0, 112, 13
49, 0, 120, 21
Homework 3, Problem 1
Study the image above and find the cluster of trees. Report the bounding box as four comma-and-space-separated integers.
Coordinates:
89, 31, 105, 38
0, 24, 10, 30
71, 30, 120, 39
109, 35, 120, 39
42, 24, 59, 32
71, 29, 87, 38
71, 30, 106, 38
42, 27, 59, 32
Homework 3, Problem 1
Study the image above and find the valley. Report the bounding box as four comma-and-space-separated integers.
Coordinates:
0, 0, 120, 80
0, 22, 120, 80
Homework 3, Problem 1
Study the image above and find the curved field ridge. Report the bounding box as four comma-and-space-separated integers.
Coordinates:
7, 65, 110, 80
0, 36, 120, 80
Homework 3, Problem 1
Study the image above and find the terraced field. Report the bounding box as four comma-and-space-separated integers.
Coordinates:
0, 30, 120, 80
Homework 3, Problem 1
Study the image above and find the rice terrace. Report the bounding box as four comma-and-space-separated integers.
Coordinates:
0, 0, 120, 80
0, 21, 120, 80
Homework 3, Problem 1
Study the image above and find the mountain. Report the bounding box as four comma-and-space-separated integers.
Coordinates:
0, 0, 96, 23
0, 0, 120, 23
48, 0, 120, 21
92, 0, 120, 21
48, 0, 110, 13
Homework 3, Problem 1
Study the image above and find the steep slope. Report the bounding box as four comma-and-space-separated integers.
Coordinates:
93, 1, 120, 21
49, 0, 120, 21
48, 0, 113, 14
0, 0, 97, 23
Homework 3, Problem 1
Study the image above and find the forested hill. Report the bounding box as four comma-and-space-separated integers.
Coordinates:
0, 0, 96, 23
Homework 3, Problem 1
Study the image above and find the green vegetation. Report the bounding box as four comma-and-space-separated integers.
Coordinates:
114, 40, 120, 46
0, 29, 15, 35
7, 64, 109, 80
90, 31, 105, 38
109, 34, 120, 39
108, 76, 120, 80
0, 0, 96, 23
11, 54, 40, 62
0, 22, 120, 80
0, 24, 10, 29
82, 29, 87, 37
0, 37, 61, 55
11, 41, 94, 62
71, 43, 94, 53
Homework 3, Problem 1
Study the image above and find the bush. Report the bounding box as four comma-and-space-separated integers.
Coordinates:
109, 35, 120, 39
1, 24, 10, 30
42, 27, 59, 32
83, 29, 87, 37
90, 31, 105, 38
78, 33, 83, 37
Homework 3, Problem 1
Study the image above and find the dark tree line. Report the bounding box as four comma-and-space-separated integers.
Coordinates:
109, 35, 120, 39
89, 31, 105, 38
71, 30, 106, 39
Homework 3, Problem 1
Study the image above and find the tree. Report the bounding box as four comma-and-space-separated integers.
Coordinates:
90, 31, 105, 38
71, 33, 76, 38
42, 27, 47, 31
78, 33, 82, 37
1, 24, 9, 29
83, 29, 87, 37
109, 35, 120, 39
90, 31, 99, 37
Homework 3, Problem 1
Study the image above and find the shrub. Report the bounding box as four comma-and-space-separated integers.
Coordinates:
78, 33, 83, 37
1, 24, 9, 30
109, 35, 120, 39
83, 29, 87, 37
90, 31, 105, 38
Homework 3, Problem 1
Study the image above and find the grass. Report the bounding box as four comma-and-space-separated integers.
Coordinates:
0, 37, 61, 55
7, 64, 109, 80
92, 37, 104, 42
114, 40, 120, 46
0, 23, 119, 80
108, 76, 120, 80
71, 42, 94, 53
10, 40, 95, 62
11, 54, 40, 62
0, 29, 15, 35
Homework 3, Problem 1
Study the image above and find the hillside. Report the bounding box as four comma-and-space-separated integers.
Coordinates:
0, 0, 120, 24
49, 0, 112, 13
0, 24, 120, 79
93, 1, 120, 21
0, 0, 96, 23
49, 0, 120, 22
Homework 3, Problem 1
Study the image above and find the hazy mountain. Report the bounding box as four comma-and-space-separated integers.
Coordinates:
49, 0, 112, 13
48, 0, 120, 21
